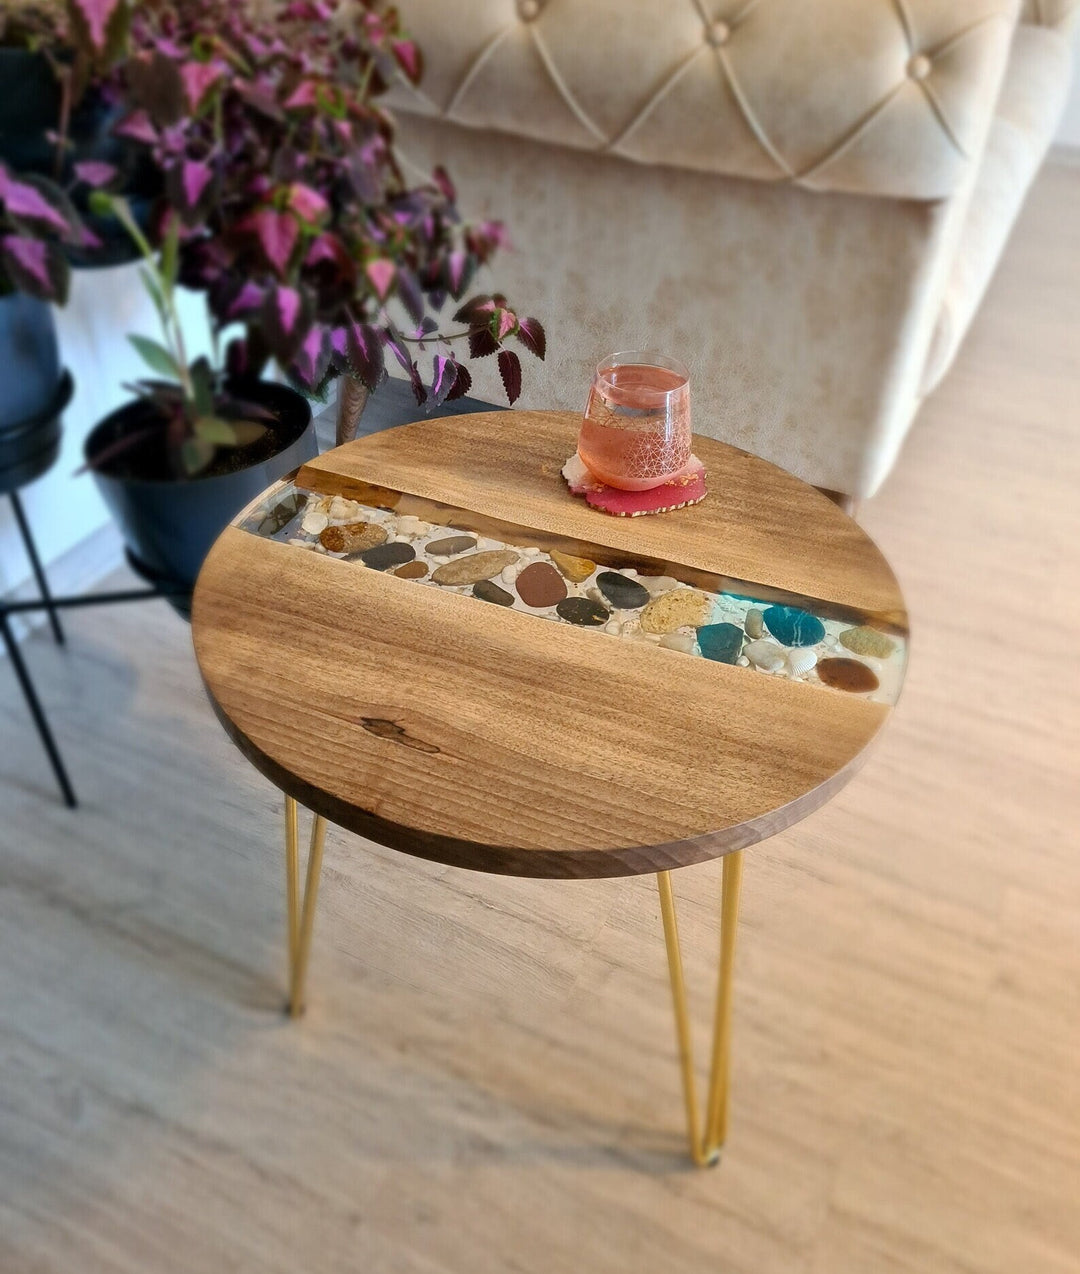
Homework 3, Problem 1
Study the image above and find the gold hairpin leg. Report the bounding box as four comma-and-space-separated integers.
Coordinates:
284, 794, 300, 967
283, 794, 327, 1017
657, 850, 744, 1167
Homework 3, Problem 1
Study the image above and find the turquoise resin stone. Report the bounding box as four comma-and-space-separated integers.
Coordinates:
697, 623, 744, 664
763, 605, 825, 647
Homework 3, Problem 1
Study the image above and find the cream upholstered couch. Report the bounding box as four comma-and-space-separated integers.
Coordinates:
385, 0, 1077, 499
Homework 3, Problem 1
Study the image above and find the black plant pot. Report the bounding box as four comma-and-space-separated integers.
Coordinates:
0, 291, 61, 424
0, 49, 60, 175
0, 293, 70, 495
0, 49, 161, 269
85, 380, 317, 610
0, 371, 73, 496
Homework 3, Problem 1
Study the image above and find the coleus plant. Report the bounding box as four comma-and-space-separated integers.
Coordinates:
0, 0, 133, 66
0, 1, 132, 129
110, 0, 545, 410
0, 0, 131, 297
0, 161, 101, 301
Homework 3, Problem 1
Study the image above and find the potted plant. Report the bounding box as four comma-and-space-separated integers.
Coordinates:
0, 160, 86, 492
0, 0, 159, 266
112, 0, 545, 433
81, 0, 544, 599
82, 196, 318, 598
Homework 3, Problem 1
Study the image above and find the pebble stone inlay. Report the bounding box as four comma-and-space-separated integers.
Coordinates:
241, 482, 906, 705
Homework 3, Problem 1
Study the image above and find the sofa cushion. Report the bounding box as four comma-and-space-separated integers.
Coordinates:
921, 22, 1073, 392
1021, 0, 1080, 32
389, 0, 1018, 200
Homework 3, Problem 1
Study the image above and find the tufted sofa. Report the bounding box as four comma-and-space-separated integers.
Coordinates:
385, 0, 1077, 499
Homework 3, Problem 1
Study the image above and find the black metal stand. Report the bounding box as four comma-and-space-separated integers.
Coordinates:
2, 494, 189, 807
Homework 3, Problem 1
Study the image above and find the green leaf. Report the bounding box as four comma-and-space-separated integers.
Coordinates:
229, 421, 268, 446
193, 416, 240, 445
128, 334, 181, 381
160, 215, 180, 295
189, 357, 215, 417
180, 437, 215, 475
138, 266, 167, 325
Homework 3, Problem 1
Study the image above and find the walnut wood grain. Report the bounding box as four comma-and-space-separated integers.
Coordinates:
192, 412, 906, 877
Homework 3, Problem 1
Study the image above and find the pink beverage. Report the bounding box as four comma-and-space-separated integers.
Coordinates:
577, 352, 691, 491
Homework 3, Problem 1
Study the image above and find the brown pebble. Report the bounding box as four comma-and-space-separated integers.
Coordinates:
394, 561, 428, 579
426, 534, 476, 557
431, 550, 519, 586
319, 521, 387, 554
515, 561, 568, 608
817, 657, 880, 693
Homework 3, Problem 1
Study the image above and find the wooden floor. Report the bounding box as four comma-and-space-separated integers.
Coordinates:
1, 161, 1078, 1274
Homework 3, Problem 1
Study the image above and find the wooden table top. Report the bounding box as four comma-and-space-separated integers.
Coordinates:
192, 410, 908, 879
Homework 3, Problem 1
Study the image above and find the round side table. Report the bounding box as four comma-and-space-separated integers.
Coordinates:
192, 409, 908, 1167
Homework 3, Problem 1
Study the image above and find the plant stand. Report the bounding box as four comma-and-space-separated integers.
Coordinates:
1, 500, 189, 808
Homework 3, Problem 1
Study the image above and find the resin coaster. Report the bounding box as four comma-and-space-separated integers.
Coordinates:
561, 453, 707, 516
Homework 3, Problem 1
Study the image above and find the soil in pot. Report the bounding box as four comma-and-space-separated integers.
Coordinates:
90, 397, 300, 482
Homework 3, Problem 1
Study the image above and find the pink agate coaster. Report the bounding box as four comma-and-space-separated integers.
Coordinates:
561, 453, 707, 517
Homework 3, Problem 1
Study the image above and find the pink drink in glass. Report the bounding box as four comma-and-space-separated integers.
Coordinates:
577, 351, 691, 491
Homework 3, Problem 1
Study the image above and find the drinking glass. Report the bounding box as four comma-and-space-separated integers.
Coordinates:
577, 351, 692, 491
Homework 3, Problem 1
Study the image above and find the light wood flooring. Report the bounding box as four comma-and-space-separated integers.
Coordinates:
1, 160, 1078, 1273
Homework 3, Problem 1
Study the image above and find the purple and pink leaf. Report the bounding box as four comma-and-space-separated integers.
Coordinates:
1, 236, 70, 303
0, 168, 73, 237
243, 209, 299, 277
498, 349, 522, 404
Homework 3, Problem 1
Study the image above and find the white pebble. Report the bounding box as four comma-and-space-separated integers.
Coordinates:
500, 565, 520, 584
745, 639, 786, 672
328, 496, 361, 521
660, 632, 695, 654
287, 537, 315, 549
604, 620, 621, 634
396, 515, 423, 537
643, 575, 679, 596
523, 546, 542, 557
301, 510, 329, 535
737, 654, 750, 666
477, 537, 500, 552
621, 567, 638, 578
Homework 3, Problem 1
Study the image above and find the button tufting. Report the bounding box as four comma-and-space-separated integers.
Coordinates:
518, 0, 541, 20
706, 20, 731, 47
907, 54, 932, 81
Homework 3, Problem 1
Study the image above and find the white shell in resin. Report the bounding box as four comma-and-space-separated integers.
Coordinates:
786, 647, 818, 676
